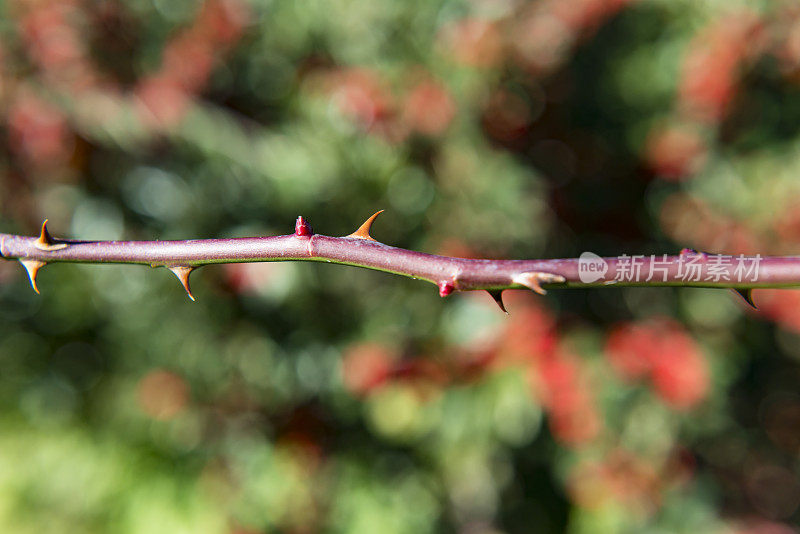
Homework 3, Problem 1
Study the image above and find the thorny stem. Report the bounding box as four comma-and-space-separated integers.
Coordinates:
1, 212, 798, 311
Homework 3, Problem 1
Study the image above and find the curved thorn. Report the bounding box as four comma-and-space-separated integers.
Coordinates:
20, 259, 45, 294
731, 288, 757, 309
37, 219, 52, 247
168, 265, 196, 301
34, 220, 68, 251
347, 210, 384, 241
486, 290, 508, 314
513, 272, 566, 295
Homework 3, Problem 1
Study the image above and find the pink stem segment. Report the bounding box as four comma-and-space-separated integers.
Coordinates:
2, 214, 798, 309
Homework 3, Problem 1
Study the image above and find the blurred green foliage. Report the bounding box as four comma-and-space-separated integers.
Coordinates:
1, 0, 800, 532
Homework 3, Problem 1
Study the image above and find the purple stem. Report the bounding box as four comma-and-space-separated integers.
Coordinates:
1, 215, 799, 305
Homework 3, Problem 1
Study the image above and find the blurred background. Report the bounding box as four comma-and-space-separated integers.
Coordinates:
1, 0, 800, 532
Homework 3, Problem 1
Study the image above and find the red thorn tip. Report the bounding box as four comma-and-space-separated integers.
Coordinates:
295, 216, 313, 237
438, 281, 454, 297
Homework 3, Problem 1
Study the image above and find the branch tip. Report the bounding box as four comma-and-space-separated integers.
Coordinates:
168, 265, 196, 301
34, 220, 68, 251
294, 216, 313, 237
19, 259, 45, 294
347, 210, 384, 241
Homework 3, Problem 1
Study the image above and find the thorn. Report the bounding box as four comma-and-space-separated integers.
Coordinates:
486, 290, 508, 314
168, 265, 196, 301
438, 280, 454, 297
679, 248, 707, 261
20, 259, 45, 294
34, 220, 68, 251
513, 272, 566, 295
731, 288, 757, 309
295, 216, 313, 237
347, 210, 384, 241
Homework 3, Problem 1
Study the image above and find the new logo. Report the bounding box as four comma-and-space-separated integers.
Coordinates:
578, 252, 608, 283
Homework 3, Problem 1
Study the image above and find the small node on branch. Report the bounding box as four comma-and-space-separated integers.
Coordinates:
347, 210, 384, 241
168, 265, 196, 301
438, 280, 454, 297
295, 216, 313, 237
486, 290, 508, 313
20, 259, 46, 294
34, 220, 68, 251
513, 272, 566, 295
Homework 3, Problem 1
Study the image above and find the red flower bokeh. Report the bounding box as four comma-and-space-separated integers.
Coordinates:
645, 122, 708, 180
341, 343, 395, 396
402, 79, 456, 136
606, 318, 709, 410
678, 11, 763, 123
